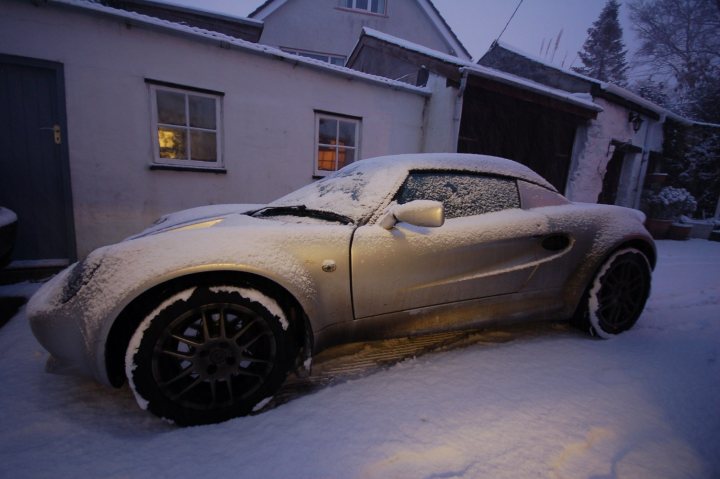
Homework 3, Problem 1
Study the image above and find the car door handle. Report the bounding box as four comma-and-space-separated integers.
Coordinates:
540, 234, 570, 252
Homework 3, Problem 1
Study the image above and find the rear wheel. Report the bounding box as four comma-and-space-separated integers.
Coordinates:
125, 285, 295, 425
583, 248, 651, 338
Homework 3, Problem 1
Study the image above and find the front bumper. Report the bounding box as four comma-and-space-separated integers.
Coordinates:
27, 261, 102, 382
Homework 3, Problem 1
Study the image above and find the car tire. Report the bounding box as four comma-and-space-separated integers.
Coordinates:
580, 247, 652, 338
125, 284, 296, 425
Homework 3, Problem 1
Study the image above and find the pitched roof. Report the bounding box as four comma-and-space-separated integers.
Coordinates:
249, 0, 471, 60
101, 0, 263, 41
47, 0, 430, 96
482, 41, 720, 127
350, 28, 602, 116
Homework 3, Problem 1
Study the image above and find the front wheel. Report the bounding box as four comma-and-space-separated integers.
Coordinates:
125, 284, 295, 425
583, 248, 652, 338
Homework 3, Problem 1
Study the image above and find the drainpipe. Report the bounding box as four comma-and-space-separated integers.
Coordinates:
453, 68, 469, 152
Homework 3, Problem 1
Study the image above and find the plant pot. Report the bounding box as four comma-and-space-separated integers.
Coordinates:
644, 218, 672, 239
687, 222, 714, 240
668, 223, 693, 241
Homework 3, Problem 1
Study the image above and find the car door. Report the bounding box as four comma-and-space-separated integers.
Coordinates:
351, 171, 552, 319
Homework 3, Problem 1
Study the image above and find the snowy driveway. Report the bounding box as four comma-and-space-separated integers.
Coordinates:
1, 240, 718, 478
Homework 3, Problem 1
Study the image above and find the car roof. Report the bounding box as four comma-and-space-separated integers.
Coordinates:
350, 153, 558, 192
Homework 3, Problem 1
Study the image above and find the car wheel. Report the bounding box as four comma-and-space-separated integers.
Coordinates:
584, 248, 652, 338
125, 284, 295, 425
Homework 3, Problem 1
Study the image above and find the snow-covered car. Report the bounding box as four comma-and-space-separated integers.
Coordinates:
28, 154, 655, 425
0, 206, 18, 268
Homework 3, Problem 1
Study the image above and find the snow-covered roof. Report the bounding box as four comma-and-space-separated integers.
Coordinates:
357, 28, 602, 114
135, 0, 263, 27
360, 28, 468, 67
249, 0, 471, 61
50, 0, 430, 96
489, 41, 720, 127
463, 63, 603, 113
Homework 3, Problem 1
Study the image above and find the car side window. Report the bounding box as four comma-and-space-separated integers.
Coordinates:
396, 171, 520, 219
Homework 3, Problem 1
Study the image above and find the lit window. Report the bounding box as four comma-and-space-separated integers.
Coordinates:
340, 0, 386, 15
149, 84, 223, 169
315, 113, 360, 176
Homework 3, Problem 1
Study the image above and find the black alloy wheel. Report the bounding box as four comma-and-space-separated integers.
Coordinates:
127, 286, 295, 425
589, 248, 651, 337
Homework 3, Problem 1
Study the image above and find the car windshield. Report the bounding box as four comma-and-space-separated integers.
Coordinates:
263, 162, 407, 224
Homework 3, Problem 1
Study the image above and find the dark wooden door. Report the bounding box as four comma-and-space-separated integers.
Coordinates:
0, 55, 75, 264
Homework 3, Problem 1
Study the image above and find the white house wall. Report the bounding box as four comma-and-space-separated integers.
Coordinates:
1, 1, 427, 257
565, 98, 662, 207
256, 0, 461, 62
421, 73, 461, 152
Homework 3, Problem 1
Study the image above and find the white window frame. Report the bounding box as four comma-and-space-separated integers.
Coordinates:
283, 48, 346, 66
149, 84, 223, 170
340, 0, 387, 15
314, 112, 361, 177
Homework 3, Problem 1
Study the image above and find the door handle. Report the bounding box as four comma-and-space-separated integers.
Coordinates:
40, 124, 62, 145
541, 234, 570, 251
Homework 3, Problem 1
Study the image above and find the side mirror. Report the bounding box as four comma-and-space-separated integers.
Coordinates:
379, 200, 445, 230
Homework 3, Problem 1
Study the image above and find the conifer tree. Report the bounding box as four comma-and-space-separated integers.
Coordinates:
573, 0, 628, 85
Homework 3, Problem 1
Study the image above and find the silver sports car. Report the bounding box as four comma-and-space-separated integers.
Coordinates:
28, 154, 655, 425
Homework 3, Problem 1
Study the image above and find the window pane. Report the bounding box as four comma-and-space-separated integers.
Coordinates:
156, 90, 186, 126
330, 57, 346, 66
398, 173, 519, 218
189, 96, 216, 129
338, 121, 356, 147
337, 147, 355, 169
318, 118, 338, 145
158, 127, 187, 159
356, 0, 368, 10
190, 130, 217, 162
317, 146, 337, 171
371, 0, 385, 13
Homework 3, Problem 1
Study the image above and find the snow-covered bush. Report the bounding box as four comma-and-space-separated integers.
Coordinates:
642, 186, 697, 220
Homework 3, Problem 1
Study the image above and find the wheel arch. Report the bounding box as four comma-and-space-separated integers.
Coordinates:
103, 270, 312, 388
569, 237, 655, 327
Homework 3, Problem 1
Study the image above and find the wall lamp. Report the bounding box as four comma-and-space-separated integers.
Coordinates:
628, 111, 644, 133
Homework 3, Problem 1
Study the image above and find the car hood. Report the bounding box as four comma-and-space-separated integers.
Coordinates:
127, 203, 264, 239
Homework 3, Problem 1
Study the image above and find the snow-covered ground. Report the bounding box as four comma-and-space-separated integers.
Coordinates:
0, 240, 718, 478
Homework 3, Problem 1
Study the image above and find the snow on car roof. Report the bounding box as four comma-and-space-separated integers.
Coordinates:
270, 154, 557, 224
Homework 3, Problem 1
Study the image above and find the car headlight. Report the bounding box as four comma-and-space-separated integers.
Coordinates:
167, 218, 224, 233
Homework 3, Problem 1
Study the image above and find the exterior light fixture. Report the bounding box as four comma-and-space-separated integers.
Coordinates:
628, 112, 643, 133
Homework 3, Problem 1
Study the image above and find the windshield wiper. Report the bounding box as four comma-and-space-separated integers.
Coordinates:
250, 205, 353, 225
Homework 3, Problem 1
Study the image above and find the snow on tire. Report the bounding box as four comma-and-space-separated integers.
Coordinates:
586, 247, 652, 338
125, 284, 295, 426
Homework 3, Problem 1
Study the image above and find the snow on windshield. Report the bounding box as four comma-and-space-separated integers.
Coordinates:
268, 162, 406, 223
266, 154, 555, 224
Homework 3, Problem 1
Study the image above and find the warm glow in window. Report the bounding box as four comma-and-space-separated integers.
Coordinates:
315, 114, 360, 175
151, 85, 222, 168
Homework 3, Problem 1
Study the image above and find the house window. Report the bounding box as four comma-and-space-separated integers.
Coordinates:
315, 113, 361, 176
149, 84, 222, 169
340, 0, 386, 15
284, 48, 346, 66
